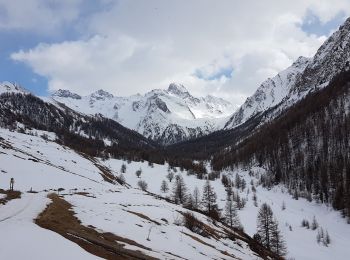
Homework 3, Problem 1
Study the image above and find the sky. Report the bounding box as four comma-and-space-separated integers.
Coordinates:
1, 0, 350, 105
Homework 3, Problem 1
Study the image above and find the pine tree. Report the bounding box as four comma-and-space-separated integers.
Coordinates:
201, 180, 218, 215
256, 203, 275, 249
160, 180, 169, 193
281, 201, 286, 210
118, 174, 126, 185
167, 172, 174, 182
135, 168, 142, 178
185, 194, 194, 209
235, 174, 241, 189
172, 174, 188, 204
253, 193, 258, 207
121, 163, 126, 173
324, 230, 331, 246
311, 216, 318, 230
270, 219, 287, 256
224, 198, 242, 230
193, 186, 201, 210
226, 185, 233, 201
137, 180, 148, 191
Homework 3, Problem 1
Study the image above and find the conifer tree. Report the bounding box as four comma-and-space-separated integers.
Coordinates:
256, 203, 287, 257
201, 180, 218, 214
160, 180, 169, 193
172, 174, 188, 204
224, 198, 242, 230
193, 186, 201, 210
270, 219, 287, 256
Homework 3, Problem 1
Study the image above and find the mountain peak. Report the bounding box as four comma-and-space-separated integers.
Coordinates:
91, 89, 114, 100
52, 89, 81, 99
167, 83, 189, 95
0, 82, 30, 95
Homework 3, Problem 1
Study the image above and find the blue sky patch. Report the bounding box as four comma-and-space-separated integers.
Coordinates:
194, 66, 233, 81
301, 10, 346, 36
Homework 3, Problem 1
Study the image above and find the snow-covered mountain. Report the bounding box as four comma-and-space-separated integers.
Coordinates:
224, 56, 311, 129
0, 81, 30, 95
225, 17, 350, 129
52, 83, 236, 144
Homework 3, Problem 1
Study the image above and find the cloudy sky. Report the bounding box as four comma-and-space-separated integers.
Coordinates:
1, 0, 349, 105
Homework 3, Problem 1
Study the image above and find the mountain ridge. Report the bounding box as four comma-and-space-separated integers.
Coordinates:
51, 83, 236, 144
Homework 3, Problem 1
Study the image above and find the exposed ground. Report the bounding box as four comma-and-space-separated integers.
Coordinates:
0, 189, 21, 205
36, 193, 156, 260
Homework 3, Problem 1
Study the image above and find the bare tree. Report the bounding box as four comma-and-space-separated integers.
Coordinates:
256, 203, 287, 257
160, 180, 169, 193
172, 175, 188, 204
167, 172, 174, 182
270, 219, 287, 256
193, 186, 201, 210
138, 180, 148, 191
224, 198, 242, 230
201, 180, 218, 214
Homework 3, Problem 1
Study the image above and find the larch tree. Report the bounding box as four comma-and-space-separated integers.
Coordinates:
256, 203, 287, 257
201, 180, 218, 214
270, 219, 287, 256
121, 163, 126, 173
160, 180, 169, 193
224, 198, 242, 230
172, 174, 188, 204
193, 186, 201, 210
256, 203, 275, 250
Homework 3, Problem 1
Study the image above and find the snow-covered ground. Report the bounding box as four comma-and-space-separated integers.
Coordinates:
0, 192, 100, 260
0, 128, 109, 191
101, 158, 350, 260
65, 188, 259, 260
0, 129, 261, 259
1, 128, 349, 260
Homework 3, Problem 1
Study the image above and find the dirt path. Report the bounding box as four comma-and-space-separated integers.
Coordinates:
36, 194, 157, 260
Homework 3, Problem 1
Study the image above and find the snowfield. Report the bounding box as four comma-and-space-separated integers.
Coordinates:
101, 159, 350, 260
65, 188, 260, 260
0, 129, 261, 259
0, 192, 100, 260
0, 128, 349, 260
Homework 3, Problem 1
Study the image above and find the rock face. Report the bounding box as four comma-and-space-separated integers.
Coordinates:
52, 83, 235, 144
225, 17, 350, 130
52, 89, 81, 100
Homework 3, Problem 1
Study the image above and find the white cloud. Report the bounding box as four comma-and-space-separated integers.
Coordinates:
10, 0, 350, 104
0, 0, 82, 32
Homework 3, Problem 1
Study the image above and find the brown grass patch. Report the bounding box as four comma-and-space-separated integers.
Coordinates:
125, 210, 161, 226
36, 193, 156, 260
0, 189, 21, 205
181, 232, 215, 249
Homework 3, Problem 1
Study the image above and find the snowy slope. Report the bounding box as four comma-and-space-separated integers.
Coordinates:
225, 56, 310, 129
52, 83, 235, 144
101, 159, 350, 260
0, 129, 266, 259
0, 193, 101, 260
225, 17, 350, 130
1, 128, 349, 259
0, 81, 30, 95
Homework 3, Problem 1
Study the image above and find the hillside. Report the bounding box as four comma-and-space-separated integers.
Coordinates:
0, 128, 277, 259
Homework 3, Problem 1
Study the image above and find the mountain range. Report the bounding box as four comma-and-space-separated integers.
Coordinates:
51, 83, 235, 144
